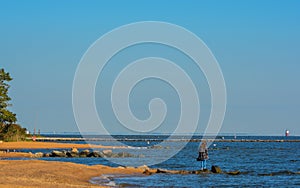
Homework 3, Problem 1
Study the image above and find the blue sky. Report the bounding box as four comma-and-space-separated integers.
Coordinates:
1, 0, 299, 135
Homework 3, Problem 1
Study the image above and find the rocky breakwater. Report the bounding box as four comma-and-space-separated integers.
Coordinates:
142, 165, 241, 176
32, 148, 143, 158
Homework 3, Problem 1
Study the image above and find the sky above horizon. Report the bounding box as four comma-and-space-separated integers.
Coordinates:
1, 0, 300, 135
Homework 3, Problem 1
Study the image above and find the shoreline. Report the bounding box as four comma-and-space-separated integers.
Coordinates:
0, 141, 126, 150
0, 160, 147, 188
30, 137, 300, 142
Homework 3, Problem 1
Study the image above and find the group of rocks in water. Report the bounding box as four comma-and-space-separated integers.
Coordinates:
132, 165, 241, 176
30, 148, 144, 158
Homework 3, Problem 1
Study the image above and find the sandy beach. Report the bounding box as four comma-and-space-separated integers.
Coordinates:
0, 142, 152, 187
0, 160, 146, 188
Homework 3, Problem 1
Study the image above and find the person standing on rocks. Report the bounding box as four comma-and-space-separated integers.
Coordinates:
197, 140, 209, 170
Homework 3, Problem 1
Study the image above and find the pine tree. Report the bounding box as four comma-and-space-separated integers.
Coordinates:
0, 69, 26, 141
0, 68, 17, 125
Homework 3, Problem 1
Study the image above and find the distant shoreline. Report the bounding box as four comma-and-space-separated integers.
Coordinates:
27, 137, 300, 142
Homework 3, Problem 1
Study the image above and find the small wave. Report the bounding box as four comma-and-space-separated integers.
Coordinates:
127, 146, 148, 149
89, 175, 116, 187
90, 174, 145, 187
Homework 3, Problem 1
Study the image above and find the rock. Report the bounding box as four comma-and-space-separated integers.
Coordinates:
98, 152, 105, 158
226, 170, 240, 175
87, 151, 102, 158
193, 169, 210, 174
79, 149, 90, 157
102, 149, 112, 155
34, 152, 44, 158
67, 148, 80, 157
102, 149, 112, 154
71, 147, 78, 153
115, 152, 134, 158
66, 151, 78, 158
138, 165, 149, 171
193, 170, 202, 174
156, 169, 167, 173
156, 169, 191, 174
143, 170, 152, 175
82, 149, 90, 153
43, 153, 50, 157
102, 150, 112, 157
50, 150, 67, 157
203, 169, 209, 172
110, 153, 119, 158
211, 166, 222, 173
148, 145, 163, 149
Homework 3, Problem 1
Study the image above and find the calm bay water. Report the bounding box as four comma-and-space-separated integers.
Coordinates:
17, 136, 300, 187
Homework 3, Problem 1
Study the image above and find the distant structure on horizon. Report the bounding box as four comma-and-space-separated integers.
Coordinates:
285, 129, 290, 137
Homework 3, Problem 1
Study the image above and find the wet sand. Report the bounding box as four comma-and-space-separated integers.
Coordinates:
0, 160, 145, 188
0, 141, 125, 150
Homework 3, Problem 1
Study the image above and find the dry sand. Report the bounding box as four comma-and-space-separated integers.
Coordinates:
0, 160, 146, 188
0, 142, 148, 187
0, 152, 33, 158
0, 141, 125, 150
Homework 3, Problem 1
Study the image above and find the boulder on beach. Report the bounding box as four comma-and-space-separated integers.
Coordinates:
114, 152, 134, 158
87, 151, 102, 158
66, 147, 80, 157
37, 149, 137, 158
102, 150, 113, 157
50, 150, 67, 157
71, 147, 78, 153
211, 166, 222, 173
79, 149, 90, 157
66, 151, 78, 158
34, 152, 44, 158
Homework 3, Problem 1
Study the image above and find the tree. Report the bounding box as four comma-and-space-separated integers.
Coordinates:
0, 68, 17, 125
0, 123, 27, 142
0, 68, 26, 141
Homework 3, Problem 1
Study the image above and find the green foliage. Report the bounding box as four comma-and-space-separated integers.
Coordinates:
0, 124, 27, 142
0, 68, 17, 124
0, 68, 25, 141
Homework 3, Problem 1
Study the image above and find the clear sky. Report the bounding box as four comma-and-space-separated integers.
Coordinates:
1, 0, 299, 135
